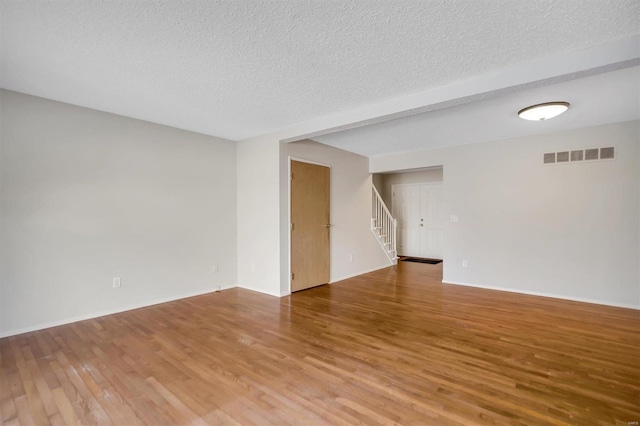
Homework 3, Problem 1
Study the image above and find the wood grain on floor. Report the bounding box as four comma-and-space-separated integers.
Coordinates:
1, 262, 638, 425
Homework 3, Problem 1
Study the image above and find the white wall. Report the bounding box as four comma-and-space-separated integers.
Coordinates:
370, 120, 640, 308
375, 168, 443, 207
0, 90, 238, 336
236, 137, 282, 296
280, 140, 391, 295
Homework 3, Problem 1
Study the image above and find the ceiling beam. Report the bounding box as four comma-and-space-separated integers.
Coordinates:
243, 35, 639, 145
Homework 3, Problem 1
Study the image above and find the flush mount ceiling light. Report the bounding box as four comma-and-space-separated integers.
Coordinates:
518, 101, 570, 121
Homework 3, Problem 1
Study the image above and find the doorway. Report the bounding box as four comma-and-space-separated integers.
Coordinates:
290, 159, 331, 292
392, 183, 444, 259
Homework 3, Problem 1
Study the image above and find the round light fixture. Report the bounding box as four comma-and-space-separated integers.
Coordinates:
518, 101, 570, 121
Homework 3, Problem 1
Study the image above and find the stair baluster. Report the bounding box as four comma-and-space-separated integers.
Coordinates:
371, 185, 397, 264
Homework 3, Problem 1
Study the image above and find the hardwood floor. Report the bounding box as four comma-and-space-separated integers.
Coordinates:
1, 262, 638, 425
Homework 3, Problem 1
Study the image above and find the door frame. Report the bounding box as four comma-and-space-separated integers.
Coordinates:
391, 181, 444, 258
288, 156, 332, 294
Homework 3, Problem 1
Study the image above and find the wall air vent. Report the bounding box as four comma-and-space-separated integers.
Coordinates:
543, 153, 556, 164
543, 147, 615, 165
585, 148, 599, 161
600, 147, 615, 159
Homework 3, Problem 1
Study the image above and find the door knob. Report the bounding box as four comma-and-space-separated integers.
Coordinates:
323, 224, 332, 227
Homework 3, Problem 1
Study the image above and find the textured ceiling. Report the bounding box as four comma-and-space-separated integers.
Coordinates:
313, 66, 640, 157
1, 1, 639, 141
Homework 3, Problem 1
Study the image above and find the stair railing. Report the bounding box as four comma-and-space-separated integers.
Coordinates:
371, 185, 397, 263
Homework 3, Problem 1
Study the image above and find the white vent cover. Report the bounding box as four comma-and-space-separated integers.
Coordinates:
543, 147, 615, 165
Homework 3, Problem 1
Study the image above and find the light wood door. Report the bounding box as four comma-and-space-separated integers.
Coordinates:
291, 160, 330, 292
393, 183, 443, 259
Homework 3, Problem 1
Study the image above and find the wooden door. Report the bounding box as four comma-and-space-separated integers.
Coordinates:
290, 160, 330, 292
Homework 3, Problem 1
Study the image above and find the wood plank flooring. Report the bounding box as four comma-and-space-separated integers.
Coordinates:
1, 262, 638, 425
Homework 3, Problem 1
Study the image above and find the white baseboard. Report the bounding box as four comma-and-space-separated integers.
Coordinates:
442, 279, 640, 310
237, 284, 283, 298
330, 264, 394, 284
0, 284, 237, 339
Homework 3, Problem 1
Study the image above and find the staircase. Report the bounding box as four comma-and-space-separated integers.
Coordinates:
371, 185, 398, 264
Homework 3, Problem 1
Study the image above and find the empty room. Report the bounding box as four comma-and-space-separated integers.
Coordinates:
1, 1, 639, 425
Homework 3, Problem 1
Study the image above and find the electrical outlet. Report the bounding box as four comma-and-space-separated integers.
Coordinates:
450, 215, 459, 222
113, 277, 121, 288
349, 254, 354, 262
462, 260, 468, 268
212, 264, 218, 273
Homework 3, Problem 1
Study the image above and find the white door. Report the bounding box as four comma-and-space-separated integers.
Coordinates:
393, 183, 444, 258
393, 185, 420, 256
419, 184, 443, 258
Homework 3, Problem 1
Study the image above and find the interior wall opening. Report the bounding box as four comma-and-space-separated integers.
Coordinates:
373, 166, 445, 271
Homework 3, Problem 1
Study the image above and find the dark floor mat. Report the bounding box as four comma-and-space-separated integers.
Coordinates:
401, 257, 442, 265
